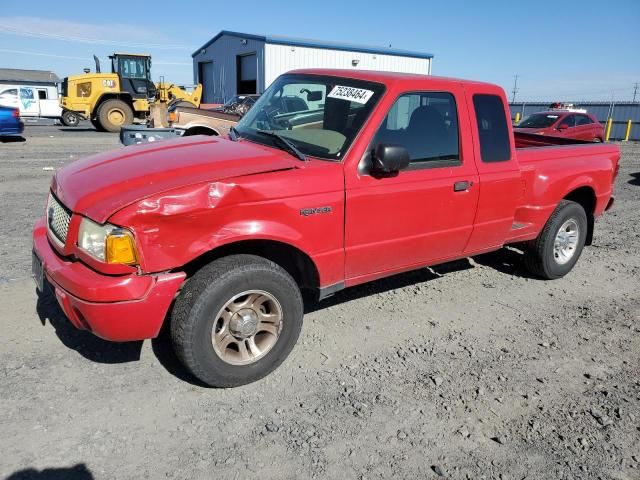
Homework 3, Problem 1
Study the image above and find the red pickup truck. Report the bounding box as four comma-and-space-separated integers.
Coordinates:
33, 69, 620, 387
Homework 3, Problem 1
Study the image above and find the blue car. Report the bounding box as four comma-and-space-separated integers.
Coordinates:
0, 105, 24, 137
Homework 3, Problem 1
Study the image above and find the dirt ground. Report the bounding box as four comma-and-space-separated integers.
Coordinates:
1, 125, 638, 480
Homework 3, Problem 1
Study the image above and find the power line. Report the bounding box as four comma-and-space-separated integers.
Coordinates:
0, 48, 85, 61
0, 26, 192, 50
0, 48, 191, 67
511, 74, 519, 103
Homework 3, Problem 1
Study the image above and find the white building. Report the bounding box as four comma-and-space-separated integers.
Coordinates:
192, 31, 433, 104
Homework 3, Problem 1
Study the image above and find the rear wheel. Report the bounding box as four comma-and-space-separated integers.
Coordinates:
61, 110, 80, 127
524, 200, 588, 279
97, 99, 133, 132
593, 137, 602, 143
90, 118, 105, 132
170, 254, 303, 387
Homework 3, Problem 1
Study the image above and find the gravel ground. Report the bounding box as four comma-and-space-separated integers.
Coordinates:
1, 126, 639, 480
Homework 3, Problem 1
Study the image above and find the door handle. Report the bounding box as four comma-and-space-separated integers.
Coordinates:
453, 181, 473, 192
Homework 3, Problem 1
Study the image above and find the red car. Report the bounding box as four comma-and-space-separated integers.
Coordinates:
33, 69, 620, 387
515, 110, 604, 142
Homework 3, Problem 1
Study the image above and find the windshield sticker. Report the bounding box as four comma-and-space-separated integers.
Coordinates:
547, 115, 559, 119
327, 86, 374, 104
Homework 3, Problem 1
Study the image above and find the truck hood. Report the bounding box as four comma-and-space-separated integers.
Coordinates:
52, 136, 300, 223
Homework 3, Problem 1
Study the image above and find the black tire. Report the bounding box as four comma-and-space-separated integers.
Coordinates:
524, 200, 588, 279
61, 110, 80, 127
170, 254, 303, 387
90, 118, 105, 132
97, 99, 133, 133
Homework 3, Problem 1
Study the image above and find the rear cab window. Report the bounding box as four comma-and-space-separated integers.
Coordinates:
472, 94, 511, 162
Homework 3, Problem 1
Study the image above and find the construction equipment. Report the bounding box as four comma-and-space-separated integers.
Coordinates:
60, 53, 202, 132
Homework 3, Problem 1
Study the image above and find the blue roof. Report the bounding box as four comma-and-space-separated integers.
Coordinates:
192, 30, 433, 60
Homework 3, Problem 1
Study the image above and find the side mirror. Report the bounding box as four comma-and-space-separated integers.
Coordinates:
557, 123, 569, 130
372, 144, 410, 174
306, 90, 323, 102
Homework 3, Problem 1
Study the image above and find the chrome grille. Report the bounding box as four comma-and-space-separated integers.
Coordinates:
47, 194, 71, 244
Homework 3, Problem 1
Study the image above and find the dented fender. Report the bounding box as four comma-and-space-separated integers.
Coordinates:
108, 162, 346, 286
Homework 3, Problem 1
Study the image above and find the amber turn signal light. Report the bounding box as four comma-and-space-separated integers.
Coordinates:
105, 230, 138, 265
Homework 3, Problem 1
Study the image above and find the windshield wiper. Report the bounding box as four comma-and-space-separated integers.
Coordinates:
256, 130, 307, 161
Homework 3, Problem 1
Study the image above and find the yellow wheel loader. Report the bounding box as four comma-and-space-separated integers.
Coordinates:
60, 53, 202, 132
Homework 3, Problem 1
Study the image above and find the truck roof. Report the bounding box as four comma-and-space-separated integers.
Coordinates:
288, 68, 498, 89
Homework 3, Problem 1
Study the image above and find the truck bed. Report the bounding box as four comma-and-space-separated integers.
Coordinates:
505, 138, 620, 244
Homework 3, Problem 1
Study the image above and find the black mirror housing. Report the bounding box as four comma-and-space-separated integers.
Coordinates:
306, 91, 323, 102
372, 144, 410, 174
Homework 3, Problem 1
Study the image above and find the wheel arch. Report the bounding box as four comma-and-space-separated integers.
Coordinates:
563, 185, 596, 245
179, 238, 321, 295
183, 125, 219, 137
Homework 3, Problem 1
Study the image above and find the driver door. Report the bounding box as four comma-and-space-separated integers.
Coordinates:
344, 89, 479, 281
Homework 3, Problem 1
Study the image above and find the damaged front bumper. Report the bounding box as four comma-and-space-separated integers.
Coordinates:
33, 217, 185, 341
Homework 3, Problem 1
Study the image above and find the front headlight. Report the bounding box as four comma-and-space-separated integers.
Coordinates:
77, 217, 138, 265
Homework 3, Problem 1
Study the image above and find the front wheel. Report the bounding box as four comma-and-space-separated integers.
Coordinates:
524, 200, 588, 279
61, 110, 80, 127
170, 254, 303, 387
96, 99, 134, 132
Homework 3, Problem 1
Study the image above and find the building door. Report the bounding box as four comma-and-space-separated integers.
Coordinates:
198, 61, 214, 103
236, 53, 257, 95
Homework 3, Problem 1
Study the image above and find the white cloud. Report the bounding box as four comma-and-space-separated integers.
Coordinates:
0, 16, 193, 50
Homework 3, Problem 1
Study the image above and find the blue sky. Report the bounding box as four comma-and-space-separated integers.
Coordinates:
1, 0, 638, 101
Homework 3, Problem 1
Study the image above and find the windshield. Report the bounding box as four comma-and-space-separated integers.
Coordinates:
517, 113, 560, 128
223, 95, 243, 107
236, 74, 385, 160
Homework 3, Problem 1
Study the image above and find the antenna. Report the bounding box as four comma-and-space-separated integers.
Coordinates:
511, 74, 519, 103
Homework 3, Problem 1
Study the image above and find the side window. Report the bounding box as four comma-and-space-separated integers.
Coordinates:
38, 90, 48, 100
371, 92, 460, 166
119, 58, 147, 79
0, 88, 18, 97
472, 94, 511, 163
560, 115, 576, 127
576, 114, 593, 126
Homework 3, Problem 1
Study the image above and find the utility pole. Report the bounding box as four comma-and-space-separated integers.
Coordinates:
511, 75, 519, 103
633, 82, 639, 103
